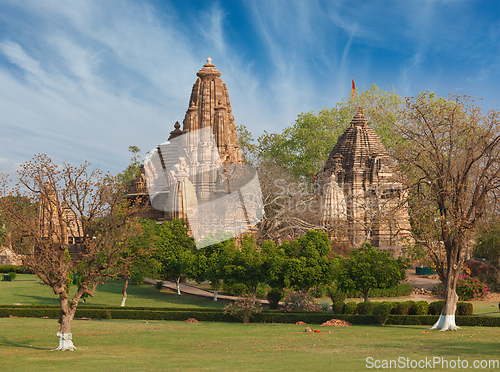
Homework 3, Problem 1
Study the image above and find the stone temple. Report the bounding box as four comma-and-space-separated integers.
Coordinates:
315, 107, 411, 249
125, 58, 259, 245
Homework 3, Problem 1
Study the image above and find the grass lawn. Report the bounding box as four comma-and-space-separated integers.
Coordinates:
1, 318, 500, 371
0, 274, 226, 309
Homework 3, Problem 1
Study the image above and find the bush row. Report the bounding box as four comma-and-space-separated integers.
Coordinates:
1, 307, 500, 327
0, 265, 30, 274
333, 300, 473, 316
344, 284, 414, 299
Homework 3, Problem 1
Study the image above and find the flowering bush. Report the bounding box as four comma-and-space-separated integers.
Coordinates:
456, 274, 488, 300
281, 289, 321, 312
223, 295, 262, 323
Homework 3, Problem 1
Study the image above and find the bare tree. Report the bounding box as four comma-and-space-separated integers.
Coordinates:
255, 163, 324, 244
0, 154, 141, 350
395, 92, 500, 331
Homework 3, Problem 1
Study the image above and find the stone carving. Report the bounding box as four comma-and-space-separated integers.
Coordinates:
124, 59, 257, 245
316, 107, 411, 248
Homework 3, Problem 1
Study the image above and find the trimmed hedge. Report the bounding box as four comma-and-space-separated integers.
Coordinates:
0, 265, 30, 274
1, 306, 500, 326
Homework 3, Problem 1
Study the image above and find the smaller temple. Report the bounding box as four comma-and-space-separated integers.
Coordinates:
316, 107, 411, 249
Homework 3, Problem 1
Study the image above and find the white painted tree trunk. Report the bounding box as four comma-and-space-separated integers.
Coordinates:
120, 296, 127, 307
429, 315, 461, 331
214, 288, 218, 301
176, 278, 181, 295
54, 332, 76, 351
429, 265, 461, 331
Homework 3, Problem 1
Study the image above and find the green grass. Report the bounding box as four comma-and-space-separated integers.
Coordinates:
1, 318, 500, 371
0, 274, 226, 309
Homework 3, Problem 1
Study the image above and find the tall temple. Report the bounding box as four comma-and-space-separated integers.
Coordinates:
125, 58, 258, 245
316, 107, 411, 249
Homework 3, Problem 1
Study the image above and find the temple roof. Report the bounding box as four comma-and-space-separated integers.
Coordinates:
319, 107, 398, 181
181, 58, 243, 164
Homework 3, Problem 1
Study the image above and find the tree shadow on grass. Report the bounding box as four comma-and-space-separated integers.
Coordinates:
0, 338, 52, 351
12, 294, 59, 305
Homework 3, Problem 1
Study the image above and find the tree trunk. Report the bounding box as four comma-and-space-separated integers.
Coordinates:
56, 297, 77, 351
176, 277, 181, 295
120, 276, 129, 307
363, 290, 370, 302
429, 242, 463, 331
213, 281, 219, 301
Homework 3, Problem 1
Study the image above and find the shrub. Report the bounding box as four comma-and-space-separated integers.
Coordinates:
320, 302, 330, 312
456, 274, 488, 300
457, 302, 473, 316
281, 289, 321, 312
343, 301, 358, 315
410, 301, 429, 315
326, 285, 347, 304
8, 272, 17, 281
155, 281, 164, 292
373, 303, 392, 326
332, 302, 344, 314
477, 274, 500, 293
357, 302, 375, 315
392, 301, 414, 315
130, 272, 145, 285
256, 284, 271, 299
344, 284, 413, 299
0, 265, 29, 274
224, 282, 247, 296
266, 290, 282, 310
428, 300, 444, 315
223, 296, 262, 323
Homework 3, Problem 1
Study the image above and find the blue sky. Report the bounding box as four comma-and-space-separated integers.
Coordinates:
0, 0, 499, 178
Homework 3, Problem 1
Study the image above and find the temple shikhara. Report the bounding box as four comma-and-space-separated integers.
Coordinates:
125, 58, 258, 246
316, 107, 411, 249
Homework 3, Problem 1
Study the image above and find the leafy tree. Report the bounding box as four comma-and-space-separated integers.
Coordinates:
335, 243, 405, 302
0, 154, 141, 350
225, 234, 266, 303
154, 219, 196, 295
119, 217, 161, 306
395, 92, 500, 330
263, 230, 335, 291
189, 232, 237, 301
255, 85, 403, 181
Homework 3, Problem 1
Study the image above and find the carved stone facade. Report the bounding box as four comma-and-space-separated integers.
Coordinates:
125, 59, 248, 241
316, 107, 411, 248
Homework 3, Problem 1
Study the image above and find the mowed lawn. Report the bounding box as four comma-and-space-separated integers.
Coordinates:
0, 274, 226, 308
1, 318, 500, 372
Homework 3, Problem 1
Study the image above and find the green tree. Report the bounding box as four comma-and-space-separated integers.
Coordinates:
395, 92, 500, 330
189, 232, 237, 301
119, 218, 161, 306
263, 230, 335, 291
225, 234, 266, 303
155, 219, 196, 295
256, 85, 403, 181
335, 243, 405, 302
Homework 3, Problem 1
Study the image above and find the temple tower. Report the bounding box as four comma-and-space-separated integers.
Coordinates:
316, 107, 411, 248
125, 58, 250, 240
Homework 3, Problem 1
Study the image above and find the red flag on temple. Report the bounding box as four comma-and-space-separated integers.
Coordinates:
351, 78, 355, 99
